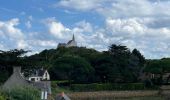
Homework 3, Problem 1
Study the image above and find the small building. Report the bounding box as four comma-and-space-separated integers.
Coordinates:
55, 92, 71, 100
58, 34, 77, 48
3, 67, 52, 99
3, 67, 29, 89
28, 68, 50, 82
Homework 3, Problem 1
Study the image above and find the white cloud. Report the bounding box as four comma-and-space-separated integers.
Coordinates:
0, 18, 24, 40
106, 18, 146, 37
0, 18, 29, 50
25, 21, 31, 29
28, 40, 58, 47
57, 0, 106, 11
17, 40, 29, 49
74, 20, 93, 33
57, 0, 170, 18
44, 17, 71, 39
104, 17, 170, 58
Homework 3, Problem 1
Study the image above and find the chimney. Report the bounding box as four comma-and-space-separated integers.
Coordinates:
13, 67, 21, 74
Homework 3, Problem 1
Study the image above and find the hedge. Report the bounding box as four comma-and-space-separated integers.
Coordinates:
70, 83, 158, 92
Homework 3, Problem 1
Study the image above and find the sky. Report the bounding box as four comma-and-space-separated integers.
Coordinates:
0, 0, 170, 59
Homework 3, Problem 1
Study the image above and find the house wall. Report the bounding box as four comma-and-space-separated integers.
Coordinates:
29, 77, 42, 82
42, 71, 50, 80
66, 41, 77, 47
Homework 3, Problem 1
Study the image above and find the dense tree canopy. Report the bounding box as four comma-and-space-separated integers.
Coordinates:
50, 56, 94, 83
0, 49, 28, 83
0, 44, 147, 84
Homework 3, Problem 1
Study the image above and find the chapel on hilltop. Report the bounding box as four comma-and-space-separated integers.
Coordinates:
58, 34, 77, 48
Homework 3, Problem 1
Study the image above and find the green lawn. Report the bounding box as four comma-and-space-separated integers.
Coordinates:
115, 96, 165, 100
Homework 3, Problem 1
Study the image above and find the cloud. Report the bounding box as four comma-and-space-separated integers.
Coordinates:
1, 0, 170, 59
44, 17, 71, 39
57, 0, 106, 11
25, 21, 31, 29
17, 40, 29, 49
28, 40, 57, 47
105, 17, 170, 58
74, 20, 93, 33
0, 18, 28, 49
56, 0, 170, 19
0, 18, 23, 40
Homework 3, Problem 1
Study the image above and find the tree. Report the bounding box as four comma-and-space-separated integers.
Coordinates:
0, 49, 29, 83
49, 56, 95, 83
132, 49, 145, 66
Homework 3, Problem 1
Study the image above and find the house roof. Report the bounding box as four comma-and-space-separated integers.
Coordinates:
29, 69, 47, 77
3, 67, 51, 95
38, 69, 46, 76
67, 40, 74, 44
3, 67, 30, 89
58, 43, 66, 47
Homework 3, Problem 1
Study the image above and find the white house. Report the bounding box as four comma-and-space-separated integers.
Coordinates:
28, 69, 50, 82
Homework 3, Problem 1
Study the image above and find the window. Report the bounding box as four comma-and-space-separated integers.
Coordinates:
31, 78, 35, 81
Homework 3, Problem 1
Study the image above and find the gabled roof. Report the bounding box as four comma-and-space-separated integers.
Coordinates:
3, 67, 30, 89
58, 43, 66, 46
67, 40, 74, 44
29, 69, 47, 77
3, 67, 51, 95
37, 69, 46, 76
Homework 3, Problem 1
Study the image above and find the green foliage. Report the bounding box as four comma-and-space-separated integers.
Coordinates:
70, 83, 156, 92
145, 58, 170, 74
0, 70, 10, 84
0, 90, 7, 100
144, 58, 170, 84
0, 44, 146, 84
0, 49, 29, 66
0, 49, 29, 83
145, 60, 163, 74
50, 56, 95, 83
1, 86, 40, 100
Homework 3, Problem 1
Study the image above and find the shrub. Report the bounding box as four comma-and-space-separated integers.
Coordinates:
2, 86, 40, 100
70, 83, 158, 92
0, 91, 7, 100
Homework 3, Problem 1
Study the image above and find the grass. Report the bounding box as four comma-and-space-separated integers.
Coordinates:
51, 81, 163, 100
67, 90, 164, 100
0, 86, 40, 100
114, 96, 164, 100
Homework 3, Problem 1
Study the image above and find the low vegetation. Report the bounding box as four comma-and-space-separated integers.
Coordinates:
69, 83, 158, 92
67, 91, 163, 100
0, 86, 40, 100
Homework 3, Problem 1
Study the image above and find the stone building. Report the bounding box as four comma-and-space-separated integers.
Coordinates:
58, 34, 77, 48
3, 67, 51, 95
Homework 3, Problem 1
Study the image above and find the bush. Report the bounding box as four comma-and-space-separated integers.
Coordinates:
1, 86, 40, 100
0, 91, 7, 100
70, 83, 158, 92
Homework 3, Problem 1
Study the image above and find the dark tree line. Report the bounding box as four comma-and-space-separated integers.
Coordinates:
0, 44, 146, 84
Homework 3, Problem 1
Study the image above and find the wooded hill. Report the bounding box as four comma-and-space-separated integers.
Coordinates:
0, 44, 169, 85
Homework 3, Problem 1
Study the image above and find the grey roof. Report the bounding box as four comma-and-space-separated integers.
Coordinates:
67, 40, 74, 44
3, 67, 51, 95
58, 43, 66, 47
3, 67, 30, 90
29, 69, 46, 77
